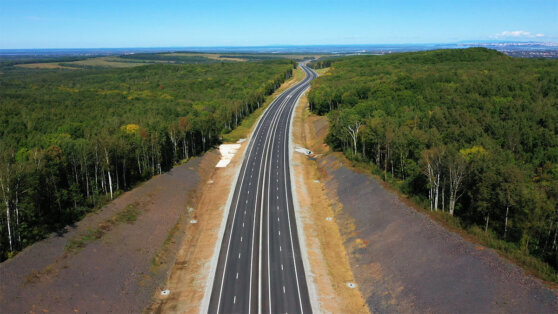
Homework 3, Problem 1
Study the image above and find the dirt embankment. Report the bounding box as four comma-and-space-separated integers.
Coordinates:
0, 152, 218, 313
292, 93, 370, 313
148, 140, 248, 313
297, 102, 557, 312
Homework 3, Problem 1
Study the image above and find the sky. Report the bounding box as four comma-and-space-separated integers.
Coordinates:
0, 0, 557, 49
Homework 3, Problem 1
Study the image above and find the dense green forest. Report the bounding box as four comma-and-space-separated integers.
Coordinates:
0, 60, 294, 260
308, 48, 557, 277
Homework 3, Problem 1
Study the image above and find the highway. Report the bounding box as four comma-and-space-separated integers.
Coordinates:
208, 63, 317, 314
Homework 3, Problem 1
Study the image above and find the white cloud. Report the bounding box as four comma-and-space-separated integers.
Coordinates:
492, 30, 545, 38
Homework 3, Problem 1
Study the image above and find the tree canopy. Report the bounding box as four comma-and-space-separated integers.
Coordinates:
308, 48, 557, 276
0, 60, 294, 260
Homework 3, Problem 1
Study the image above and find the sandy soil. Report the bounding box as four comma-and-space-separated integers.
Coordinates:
148, 140, 248, 313
306, 113, 558, 312
0, 153, 219, 313
292, 93, 370, 313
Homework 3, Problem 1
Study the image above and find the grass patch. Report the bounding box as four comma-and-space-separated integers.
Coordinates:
64, 202, 141, 255
222, 66, 305, 143
114, 202, 141, 223
150, 206, 188, 273
315, 67, 331, 76
23, 264, 58, 285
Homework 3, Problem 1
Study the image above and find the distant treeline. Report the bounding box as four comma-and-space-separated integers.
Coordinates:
120, 53, 216, 64
308, 48, 557, 279
309, 59, 332, 69
0, 56, 90, 67
0, 60, 294, 260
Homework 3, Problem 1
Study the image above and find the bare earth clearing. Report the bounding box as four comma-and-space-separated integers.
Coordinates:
292, 93, 370, 313
0, 153, 218, 313
306, 112, 557, 312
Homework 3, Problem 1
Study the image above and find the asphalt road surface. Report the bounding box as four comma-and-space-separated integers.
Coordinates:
208, 63, 317, 314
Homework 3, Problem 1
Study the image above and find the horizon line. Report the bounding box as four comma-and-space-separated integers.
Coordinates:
2, 41, 558, 51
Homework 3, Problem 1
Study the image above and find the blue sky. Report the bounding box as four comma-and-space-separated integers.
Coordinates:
1, 0, 556, 48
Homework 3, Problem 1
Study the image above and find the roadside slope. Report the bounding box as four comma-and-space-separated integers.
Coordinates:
0, 153, 218, 313
304, 112, 557, 312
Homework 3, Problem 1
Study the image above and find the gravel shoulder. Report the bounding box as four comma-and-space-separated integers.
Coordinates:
306, 114, 557, 313
0, 153, 218, 313
292, 93, 370, 313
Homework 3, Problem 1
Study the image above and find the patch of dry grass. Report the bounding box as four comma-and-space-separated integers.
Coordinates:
15, 62, 78, 70
292, 93, 370, 313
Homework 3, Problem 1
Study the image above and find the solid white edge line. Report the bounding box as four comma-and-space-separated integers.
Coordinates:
263, 79, 302, 313
200, 86, 288, 314
258, 92, 291, 314
288, 64, 320, 313
283, 70, 308, 313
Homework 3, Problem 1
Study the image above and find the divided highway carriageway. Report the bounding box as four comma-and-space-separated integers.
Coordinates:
208, 63, 317, 314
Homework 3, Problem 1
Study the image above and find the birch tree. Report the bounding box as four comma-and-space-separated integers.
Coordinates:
446, 149, 467, 215
421, 146, 445, 211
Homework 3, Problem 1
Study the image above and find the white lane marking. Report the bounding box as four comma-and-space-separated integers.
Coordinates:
214, 69, 310, 313
248, 190, 250, 194
246, 200, 248, 204
280, 245, 282, 252
256, 89, 293, 314
236, 272, 239, 279
278, 217, 280, 221
283, 286, 286, 294
234, 296, 236, 304
242, 222, 244, 227
260, 81, 305, 314
241, 236, 243, 242
238, 252, 241, 259
278, 230, 281, 236
281, 264, 284, 271
282, 72, 308, 314
244, 210, 246, 215
215, 93, 271, 314
249, 182, 251, 185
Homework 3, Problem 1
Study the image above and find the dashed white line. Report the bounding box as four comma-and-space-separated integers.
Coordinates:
241, 236, 243, 242
236, 272, 239, 279
283, 286, 286, 294
234, 296, 236, 304
281, 264, 284, 271
238, 253, 241, 259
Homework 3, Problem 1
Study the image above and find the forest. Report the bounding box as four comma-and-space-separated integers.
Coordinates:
0, 60, 294, 260
308, 48, 557, 278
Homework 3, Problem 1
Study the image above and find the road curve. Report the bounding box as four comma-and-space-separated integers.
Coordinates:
208, 63, 317, 314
